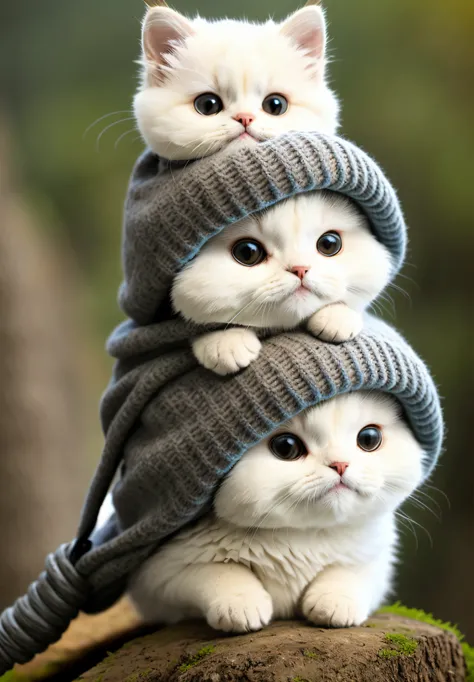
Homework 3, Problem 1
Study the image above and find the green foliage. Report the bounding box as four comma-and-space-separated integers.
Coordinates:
0, 674, 18, 682
380, 603, 474, 681
0, 662, 60, 682
178, 645, 216, 673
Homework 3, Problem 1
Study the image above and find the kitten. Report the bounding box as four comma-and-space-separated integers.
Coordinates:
135, 4, 340, 160
135, 5, 383, 371
172, 192, 392, 375
129, 392, 425, 632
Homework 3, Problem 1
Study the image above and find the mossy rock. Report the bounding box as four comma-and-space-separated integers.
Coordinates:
2, 604, 472, 681
73, 613, 466, 682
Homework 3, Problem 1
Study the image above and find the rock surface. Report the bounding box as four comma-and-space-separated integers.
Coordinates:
75, 613, 466, 682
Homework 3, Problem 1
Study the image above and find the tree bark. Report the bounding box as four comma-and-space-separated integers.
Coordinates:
0, 121, 90, 608
77, 614, 466, 682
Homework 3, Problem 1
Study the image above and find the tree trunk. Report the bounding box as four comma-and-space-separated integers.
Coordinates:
0, 121, 90, 608
77, 614, 466, 682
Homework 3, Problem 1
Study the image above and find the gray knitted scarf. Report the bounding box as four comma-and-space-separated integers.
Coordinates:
0, 133, 443, 674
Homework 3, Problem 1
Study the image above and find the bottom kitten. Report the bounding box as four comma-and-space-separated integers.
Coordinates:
128, 392, 425, 632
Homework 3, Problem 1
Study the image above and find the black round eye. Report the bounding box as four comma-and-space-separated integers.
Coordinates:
231, 239, 267, 267
357, 425, 383, 452
270, 433, 308, 461
317, 231, 343, 257
194, 93, 224, 116
262, 93, 289, 116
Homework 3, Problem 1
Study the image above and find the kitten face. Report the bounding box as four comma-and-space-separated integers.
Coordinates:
172, 193, 392, 328
215, 392, 425, 530
135, 7, 339, 160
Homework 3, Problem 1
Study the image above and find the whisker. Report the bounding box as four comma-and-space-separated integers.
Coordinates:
388, 281, 412, 302
237, 489, 295, 561
422, 483, 451, 510
395, 510, 419, 550
95, 118, 136, 151
114, 127, 139, 149
225, 289, 275, 328
83, 110, 132, 139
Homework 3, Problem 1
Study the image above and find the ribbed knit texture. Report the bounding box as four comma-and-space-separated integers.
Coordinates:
68, 133, 438, 612
71, 316, 443, 613
120, 132, 407, 325
0, 134, 442, 672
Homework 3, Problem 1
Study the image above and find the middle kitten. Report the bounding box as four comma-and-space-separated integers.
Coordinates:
172, 192, 392, 375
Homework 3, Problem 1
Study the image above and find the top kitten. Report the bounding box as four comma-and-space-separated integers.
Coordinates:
135, 3, 340, 160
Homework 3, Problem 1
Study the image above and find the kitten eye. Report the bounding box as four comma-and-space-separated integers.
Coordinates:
317, 231, 342, 257
357, 425, 383, 452
194, 93, 224, 116
231, 239, 267, 267
262, 94, 288, 116
270, 433, 308, 461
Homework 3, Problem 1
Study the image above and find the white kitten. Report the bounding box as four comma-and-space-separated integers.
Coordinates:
135, 5, 339, 160
129, 392, 425, 632
172, 192, 392, 375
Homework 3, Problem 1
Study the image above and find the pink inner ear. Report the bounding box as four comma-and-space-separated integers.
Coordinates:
281, 8, 326, 63
297, 24, 325, 61
143, 11, 194, 67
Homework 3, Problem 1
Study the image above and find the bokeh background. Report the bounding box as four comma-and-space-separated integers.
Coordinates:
1, 0, 473, 643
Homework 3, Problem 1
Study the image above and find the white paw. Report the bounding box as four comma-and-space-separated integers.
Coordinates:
302, 585, 368, 628
206, 586, 273, 633
193, 329, 262, 376
307, 304, 363, 344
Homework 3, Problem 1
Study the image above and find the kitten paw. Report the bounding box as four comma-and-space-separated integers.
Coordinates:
302, 585, 368, 628
193, 329, 262, 376
307, 304, 363, 344
206, 586, 273, 633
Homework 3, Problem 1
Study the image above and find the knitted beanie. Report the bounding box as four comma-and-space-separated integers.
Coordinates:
120, 132, 406, 324
0, 134, 442, 675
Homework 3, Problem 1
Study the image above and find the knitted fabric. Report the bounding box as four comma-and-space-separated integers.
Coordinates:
71, 133, 440, 609
0, 133, 443, 674
72, 315, 443, 613
120, 132, 407, 325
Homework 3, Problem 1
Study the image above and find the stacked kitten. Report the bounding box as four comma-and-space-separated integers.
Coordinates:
121, 2, 426, 631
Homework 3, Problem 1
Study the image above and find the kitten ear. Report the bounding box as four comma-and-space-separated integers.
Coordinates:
142, 7, 194, 78
280, 5, 327, 65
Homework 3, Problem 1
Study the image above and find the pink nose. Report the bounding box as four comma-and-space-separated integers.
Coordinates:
329, 462, 349, 477
233, 112, 255, 128
290, 266, 310, 281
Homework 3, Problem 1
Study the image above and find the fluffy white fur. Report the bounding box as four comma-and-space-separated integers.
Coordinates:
172, 193, 392, 375
135, 5, 340, 160
129, 392, 425, 631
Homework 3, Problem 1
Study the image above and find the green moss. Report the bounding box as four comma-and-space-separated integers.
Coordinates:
384, 633, 418, 655
178, 645, 216, 673
292, 677, 308, 682
125, 670, 153, 682
0, 662, 60, 682
378, 648, 400, 659
377, 632, 418, 659
380, 602, 474, 682
302, 649, 319, 659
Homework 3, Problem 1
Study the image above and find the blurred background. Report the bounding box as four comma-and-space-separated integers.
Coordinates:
1, 0, 473, 644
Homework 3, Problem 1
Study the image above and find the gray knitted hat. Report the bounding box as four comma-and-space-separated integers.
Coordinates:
120, 132, 406, 324
0, 133, 442, 675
